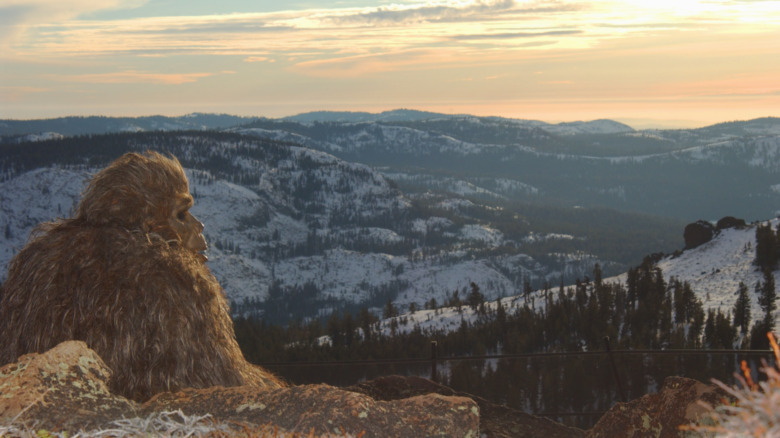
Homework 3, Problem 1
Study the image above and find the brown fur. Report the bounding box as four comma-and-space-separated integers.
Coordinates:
0, 151, 283, 401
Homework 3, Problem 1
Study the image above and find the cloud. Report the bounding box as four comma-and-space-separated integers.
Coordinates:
57, 70, 216, 85
244, 56, 275, 63
451, 30, 583, 40
0, 85, 49, 101
330, 0, 521, 25
0, 0, 147, 46
291, 48, 455, 77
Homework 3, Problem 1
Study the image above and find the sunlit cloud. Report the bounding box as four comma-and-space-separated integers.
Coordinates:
328, 0, 521, 25
0, 0, 147, 47
291, 48, 464, 77
244, 56, 275, 63
1, 0, 779, 123
56, 70, 218, 85
0, 85, 49, 101
10, 0, 779, 63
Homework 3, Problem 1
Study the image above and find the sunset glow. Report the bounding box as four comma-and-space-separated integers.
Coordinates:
1, 0, 779, 127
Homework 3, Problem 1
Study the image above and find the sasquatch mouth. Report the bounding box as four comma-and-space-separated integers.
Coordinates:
194, 236, 208, 262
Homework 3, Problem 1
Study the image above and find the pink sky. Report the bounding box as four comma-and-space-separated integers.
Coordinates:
1, 0, 779, 128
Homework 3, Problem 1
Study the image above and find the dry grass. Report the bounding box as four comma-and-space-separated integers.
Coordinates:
685, 332, 780, 437
0, 410, 360, 437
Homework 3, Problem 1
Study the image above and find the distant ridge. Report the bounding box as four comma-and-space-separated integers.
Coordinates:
282, 109, 458, 123
0, 114, 256, 137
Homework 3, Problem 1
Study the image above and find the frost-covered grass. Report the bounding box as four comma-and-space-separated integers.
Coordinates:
0, 409, 365, 437
686, 333, 780, 437
1, 410, 228, 438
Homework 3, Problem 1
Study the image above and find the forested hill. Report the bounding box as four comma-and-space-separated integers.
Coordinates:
233, 217, 780, 429
4, 113, 780, 220
236, 115, 780, 221
1, 130, 682, 326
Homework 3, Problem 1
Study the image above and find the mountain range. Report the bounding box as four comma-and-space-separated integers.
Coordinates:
1, 111, 779, 327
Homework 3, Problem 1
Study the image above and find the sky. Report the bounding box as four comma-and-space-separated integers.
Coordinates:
1, 0, 779, 128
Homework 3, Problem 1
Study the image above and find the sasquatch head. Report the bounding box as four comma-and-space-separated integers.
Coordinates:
76, 151, 208, 261
169, 189, 208, 261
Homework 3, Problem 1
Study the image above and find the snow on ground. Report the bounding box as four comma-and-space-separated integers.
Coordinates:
397, 259, 516, 308
0, 167, 89, 282
607, 220, 780, 328
460, 224, 504, 246
379, 220, 780, 338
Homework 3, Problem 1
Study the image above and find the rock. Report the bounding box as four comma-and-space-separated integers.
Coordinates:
0, 340, 138, 430
346, 375, 584, 438
586, 376, 730, 438
716, 216, 746, 231
684, 220, 715, 249
1, 342, 480, 436
143, 384, 479, 437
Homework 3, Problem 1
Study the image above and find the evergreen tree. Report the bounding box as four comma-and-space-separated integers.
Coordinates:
755, 223, 778, 269
342, 312, 355, 347
704, 309, 737, 349
733, 281, 751, 334
758, 269, 777, 331
523, 275, 533, 303
358, 307, 376, 342
593, 263, 603, 289
468, 282, 485, 311
382, 299, 398, 319
327, 311, 342, 347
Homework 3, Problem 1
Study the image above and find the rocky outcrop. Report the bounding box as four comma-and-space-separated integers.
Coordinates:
684, 220, 715, 249
0, 341, 479, 436
3, 342, 734, 438
716, 216, 747, 231
346, 375, 585, 438
586, 376, 730, 438
144, 385, 479, 436
0, 340, 138, 430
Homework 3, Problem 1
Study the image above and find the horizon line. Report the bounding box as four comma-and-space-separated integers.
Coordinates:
2, 108, 778, 131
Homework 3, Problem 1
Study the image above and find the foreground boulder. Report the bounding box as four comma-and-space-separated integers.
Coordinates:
145, 384, 478, 436
586, 376, 729, 438
0, 341, 479, 436
0, 340, 137, 430
347, 375, 584, 438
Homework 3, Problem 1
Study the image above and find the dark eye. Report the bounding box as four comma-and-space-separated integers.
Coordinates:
177, 211, 187, 221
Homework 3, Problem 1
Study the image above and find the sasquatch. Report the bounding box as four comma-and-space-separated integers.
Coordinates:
0, 151, 283, 401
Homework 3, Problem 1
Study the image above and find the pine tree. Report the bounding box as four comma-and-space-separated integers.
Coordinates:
327, 311, 342, 347
358, 307, 375, 342
733, 281, 751, 334
468, 282, 485, 311
383, 299, 398, 319
755, 223, 778, 269
593, 263, 603, 289
758, 269, 777, 331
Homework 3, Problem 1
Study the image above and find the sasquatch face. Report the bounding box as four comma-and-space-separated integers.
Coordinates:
170, 194, 208, 262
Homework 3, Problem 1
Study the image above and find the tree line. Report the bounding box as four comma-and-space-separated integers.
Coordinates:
234, 250, 778, 428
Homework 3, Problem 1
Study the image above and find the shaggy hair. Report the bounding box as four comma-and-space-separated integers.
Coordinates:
0, 151, 283, 401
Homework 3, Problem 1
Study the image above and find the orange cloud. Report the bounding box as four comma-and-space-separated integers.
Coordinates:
59, 71, 215, 85
244, 56, 275, 63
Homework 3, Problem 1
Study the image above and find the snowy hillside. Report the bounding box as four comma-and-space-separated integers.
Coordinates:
2, 131, 644, 325
646, 222, 774, 324
0, 165, 608, 320
4, 122, 776, 327
379, 219, 780, 338
237, 116, 780, 221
